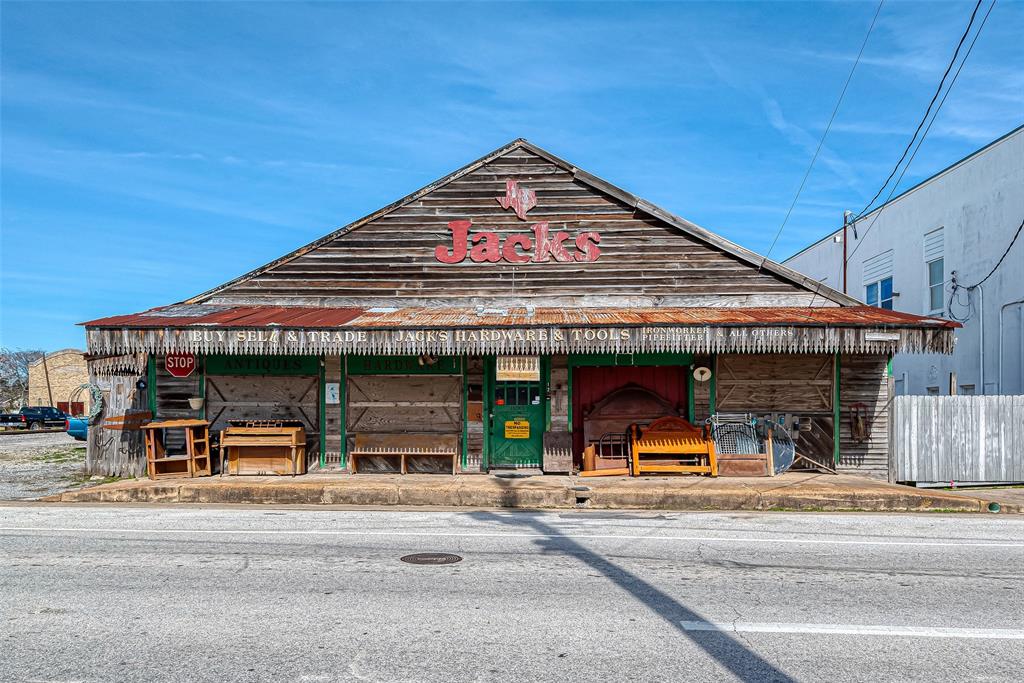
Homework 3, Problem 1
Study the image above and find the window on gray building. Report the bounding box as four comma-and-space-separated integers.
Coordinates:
924, 227, 944, 314
928, 258, 944, 312
959, 384, 976, 395
866, 277, 894, 310
926, 386, 940, 395
863, 250, 894, 310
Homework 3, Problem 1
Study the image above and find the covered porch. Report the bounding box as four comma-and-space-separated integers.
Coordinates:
82, 304, 955, 482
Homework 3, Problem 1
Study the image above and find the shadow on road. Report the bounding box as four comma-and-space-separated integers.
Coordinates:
469, 510, 794, 683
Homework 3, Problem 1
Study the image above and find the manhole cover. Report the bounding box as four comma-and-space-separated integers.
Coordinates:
400, 552, 463, 565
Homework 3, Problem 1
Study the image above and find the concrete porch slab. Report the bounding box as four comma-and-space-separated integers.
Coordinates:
43, 471, 1019, 513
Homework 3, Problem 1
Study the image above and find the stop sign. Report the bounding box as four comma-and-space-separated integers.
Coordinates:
165, 352, 197, 378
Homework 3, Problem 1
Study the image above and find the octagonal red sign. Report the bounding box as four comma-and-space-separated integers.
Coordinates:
165, 352, 197, 378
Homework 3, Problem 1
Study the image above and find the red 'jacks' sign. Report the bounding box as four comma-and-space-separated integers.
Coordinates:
435, 220, 600, 264
165, 352, 197, 378
434, 178, 602, 264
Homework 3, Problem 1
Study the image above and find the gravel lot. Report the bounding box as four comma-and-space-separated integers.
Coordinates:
0, 432, 92, 500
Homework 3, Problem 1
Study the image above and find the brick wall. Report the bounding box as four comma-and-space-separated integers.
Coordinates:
28, 349, 90, 414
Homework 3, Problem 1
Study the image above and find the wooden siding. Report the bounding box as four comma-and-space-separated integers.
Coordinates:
205, 374, 321, 464
345, 375, 462, 448
324, 355, 342, 466
892, 395, 1024, 483
205, 150, 829, 308
716, 355, 834, 413
85, 373, 149, 478
550, 355, 570, 433
839, 354, 890, 479
693, 354, 712, 423
465, 357, 484, 472
155, 354, 203, 451
155, 356, 203, 422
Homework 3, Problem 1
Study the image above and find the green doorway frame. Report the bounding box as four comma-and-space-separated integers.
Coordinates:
481, 356, 550, 471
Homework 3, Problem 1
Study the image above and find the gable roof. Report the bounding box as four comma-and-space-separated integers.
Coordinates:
184, 138, 860, 307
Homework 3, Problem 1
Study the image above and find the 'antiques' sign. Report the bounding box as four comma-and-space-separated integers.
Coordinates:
434, 178, 602, 264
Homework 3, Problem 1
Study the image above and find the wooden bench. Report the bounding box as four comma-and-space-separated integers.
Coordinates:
629, 416, 717, 476
350, 434, 459, 475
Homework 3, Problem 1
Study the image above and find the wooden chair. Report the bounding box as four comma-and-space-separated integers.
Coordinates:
629, 416, 717, 477
142, 419, 212, 480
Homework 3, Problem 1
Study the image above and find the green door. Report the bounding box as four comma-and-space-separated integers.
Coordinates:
488, 378, 544, 468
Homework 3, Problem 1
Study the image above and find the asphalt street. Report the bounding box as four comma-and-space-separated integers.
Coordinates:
1, 505, 1022, 683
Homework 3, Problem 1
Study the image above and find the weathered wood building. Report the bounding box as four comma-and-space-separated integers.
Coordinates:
83, 140, 955, 479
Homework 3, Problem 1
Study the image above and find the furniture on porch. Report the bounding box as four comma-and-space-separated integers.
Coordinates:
219, 420, 307, 476
142, 419, 212, 480
629, 416, 718, 476
349, 433, 459, 474
580, 385, 678, 477
579, 434, 631, 477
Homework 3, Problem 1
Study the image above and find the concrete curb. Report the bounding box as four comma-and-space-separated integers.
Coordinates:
45, 476, 1018, 513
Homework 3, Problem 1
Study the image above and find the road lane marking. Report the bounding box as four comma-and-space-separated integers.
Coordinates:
680, 621, 1024, 640
0, 526, 1022, 548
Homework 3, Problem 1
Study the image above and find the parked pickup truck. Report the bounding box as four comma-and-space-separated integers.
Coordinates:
66, 416, 88, 441
0, 406, 69, 431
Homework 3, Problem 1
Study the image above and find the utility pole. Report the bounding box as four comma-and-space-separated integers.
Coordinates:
841, 210, 853, 294
41, 353, 54, 407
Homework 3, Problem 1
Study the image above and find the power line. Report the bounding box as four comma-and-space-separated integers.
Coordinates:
947, 215, 1019, 323
846, 0, 996, 262
852, 0, 984, 220
759, 0, 885, 270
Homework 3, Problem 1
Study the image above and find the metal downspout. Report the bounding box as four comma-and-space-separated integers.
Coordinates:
978, 285, 985, 394
998, 299, 1024, 394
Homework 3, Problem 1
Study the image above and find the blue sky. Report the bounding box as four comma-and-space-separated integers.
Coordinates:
2, 1, 1021, 351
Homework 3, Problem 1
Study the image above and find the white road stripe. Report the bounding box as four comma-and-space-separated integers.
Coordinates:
680, 621, 1024, 640
0, 526, 1022, 548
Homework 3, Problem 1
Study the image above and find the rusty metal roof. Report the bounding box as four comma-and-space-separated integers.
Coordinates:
82, 305, 364, 328
83, 304, 958, 329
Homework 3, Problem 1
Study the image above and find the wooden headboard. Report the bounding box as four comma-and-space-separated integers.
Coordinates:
583, 384, 678, 445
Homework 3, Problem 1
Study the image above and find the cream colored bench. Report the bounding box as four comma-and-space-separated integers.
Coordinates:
349, 433, 459, 475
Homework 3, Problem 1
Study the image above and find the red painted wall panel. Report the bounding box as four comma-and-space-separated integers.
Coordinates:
571, 365, 688, 456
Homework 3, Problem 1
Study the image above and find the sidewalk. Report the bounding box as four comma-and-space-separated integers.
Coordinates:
45, 471, 1018, 513
934, 485, 1024, 512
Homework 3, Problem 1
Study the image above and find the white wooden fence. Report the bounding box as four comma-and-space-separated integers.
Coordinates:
891, 395, 1024, 483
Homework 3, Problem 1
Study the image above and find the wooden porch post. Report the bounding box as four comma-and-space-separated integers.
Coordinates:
833, 353, 842, 465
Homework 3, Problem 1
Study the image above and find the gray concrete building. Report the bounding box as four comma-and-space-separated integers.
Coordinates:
785, 126, 1024, 396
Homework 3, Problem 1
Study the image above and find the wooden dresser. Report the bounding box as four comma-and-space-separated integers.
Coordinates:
219, 420, 307, 476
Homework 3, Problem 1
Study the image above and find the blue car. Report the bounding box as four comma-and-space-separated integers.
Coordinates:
65, 416, 88, 441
